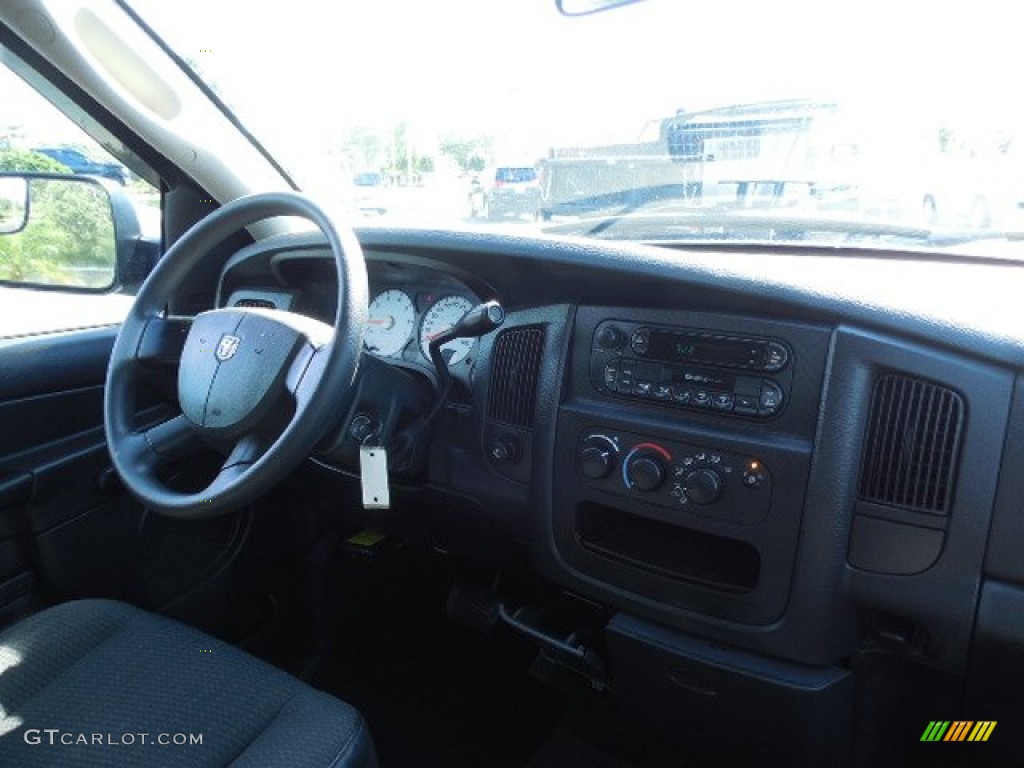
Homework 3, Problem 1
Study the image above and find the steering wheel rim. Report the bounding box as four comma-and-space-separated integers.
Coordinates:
104, 192, 367, 519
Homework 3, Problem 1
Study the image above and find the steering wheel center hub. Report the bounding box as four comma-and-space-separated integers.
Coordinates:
178, 308, 306, 435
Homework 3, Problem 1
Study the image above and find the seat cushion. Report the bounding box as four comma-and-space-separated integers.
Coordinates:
0, 599, 376, 767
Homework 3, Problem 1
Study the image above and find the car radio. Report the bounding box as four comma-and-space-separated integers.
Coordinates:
589, 321, 791, 418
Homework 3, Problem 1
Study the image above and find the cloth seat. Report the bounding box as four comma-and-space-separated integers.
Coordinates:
0, 599, 376, 767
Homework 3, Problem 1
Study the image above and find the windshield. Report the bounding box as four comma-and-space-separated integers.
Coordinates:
128, 0, 1024, 255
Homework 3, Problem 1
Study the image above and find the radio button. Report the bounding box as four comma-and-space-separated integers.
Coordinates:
633, 381, 653, 398
712, 393, 735, 411
759, 382, 784, 415
693, 391, 712, 408
653, 383, 673, 400
672, 387, 693, 404
603, 359, 619, 388
616, 360, 636, 393
765, 342, 789, 372
734, 395, 759, 415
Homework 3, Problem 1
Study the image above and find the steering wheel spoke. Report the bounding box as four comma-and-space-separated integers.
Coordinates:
221, 433, 266, 472
145, 414, 199, 457
135, 315, 192, 367
192, 433, 266, 502
286, 342, 327, 408
114, 415, 200, 475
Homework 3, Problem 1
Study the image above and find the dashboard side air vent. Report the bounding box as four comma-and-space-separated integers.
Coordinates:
858, 373, 965, 515
488, 327, 545, 429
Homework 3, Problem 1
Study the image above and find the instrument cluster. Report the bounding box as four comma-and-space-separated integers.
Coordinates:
365, 287, 479, 370
223, 252, 489, 380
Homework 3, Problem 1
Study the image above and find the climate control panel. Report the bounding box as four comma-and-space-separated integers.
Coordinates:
576, 428, 772, 525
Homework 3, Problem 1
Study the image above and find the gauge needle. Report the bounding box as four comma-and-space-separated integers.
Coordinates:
368, 316, 395, 329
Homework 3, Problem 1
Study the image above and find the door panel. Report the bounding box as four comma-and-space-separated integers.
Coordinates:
0, 328, 115, 405
0, 326, 246, 628
0, 330, 114, 620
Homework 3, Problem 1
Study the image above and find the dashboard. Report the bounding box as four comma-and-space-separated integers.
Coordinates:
214, 227, 1024, 765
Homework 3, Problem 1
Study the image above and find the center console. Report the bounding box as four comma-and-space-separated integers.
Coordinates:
546, 306, 831, 629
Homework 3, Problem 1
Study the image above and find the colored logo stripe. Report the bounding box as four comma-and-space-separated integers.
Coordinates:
921, 720, 996, 742
968, 722, 997, 742
944, 721, 973, 741
921, 721, 950, 742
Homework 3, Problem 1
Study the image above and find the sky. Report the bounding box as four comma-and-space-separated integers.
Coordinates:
7, 0, 1024, 187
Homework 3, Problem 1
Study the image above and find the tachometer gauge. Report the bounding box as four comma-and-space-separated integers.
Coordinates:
419, 295, 476, 366
365, 289, 415, 357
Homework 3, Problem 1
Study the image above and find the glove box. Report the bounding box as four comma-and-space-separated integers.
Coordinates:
607, 613, 853, 767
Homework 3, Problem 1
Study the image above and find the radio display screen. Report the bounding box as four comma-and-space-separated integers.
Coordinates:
647, 332, 765, 368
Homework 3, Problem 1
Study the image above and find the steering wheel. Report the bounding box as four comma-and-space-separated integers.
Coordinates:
104, 192, 367, 519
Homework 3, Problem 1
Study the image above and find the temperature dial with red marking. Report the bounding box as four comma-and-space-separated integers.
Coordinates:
622, 442, 672, 492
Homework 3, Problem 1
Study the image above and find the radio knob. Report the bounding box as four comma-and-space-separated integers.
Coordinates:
626, 455, 665, 492
630, 329, 650, 355
596, 326, 623, 350
579, 436, 618, 479
683, 469, 723, 505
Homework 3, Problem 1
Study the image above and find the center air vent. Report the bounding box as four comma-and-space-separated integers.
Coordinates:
858, 373, 965, 515
487, 327, 545, 429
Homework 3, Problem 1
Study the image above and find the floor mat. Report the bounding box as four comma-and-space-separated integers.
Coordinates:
306, 542, 564, 767
527, 720, 637, 768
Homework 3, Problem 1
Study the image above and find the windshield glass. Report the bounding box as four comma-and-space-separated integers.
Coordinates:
128, 0, 1024, 255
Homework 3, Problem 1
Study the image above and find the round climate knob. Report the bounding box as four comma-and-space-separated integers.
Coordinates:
626, 455, 665, 492
580, 446, 614, 479
683, 469, 723, 505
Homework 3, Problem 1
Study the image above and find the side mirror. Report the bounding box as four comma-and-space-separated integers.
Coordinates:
0, 176, 28, 234
0, 172, 149, 293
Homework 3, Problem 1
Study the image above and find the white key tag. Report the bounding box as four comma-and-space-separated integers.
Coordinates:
359, 445, 390, 509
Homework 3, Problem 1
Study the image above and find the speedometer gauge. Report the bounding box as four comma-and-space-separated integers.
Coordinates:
419, 295, 476, 366
365, 289, 415, 357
